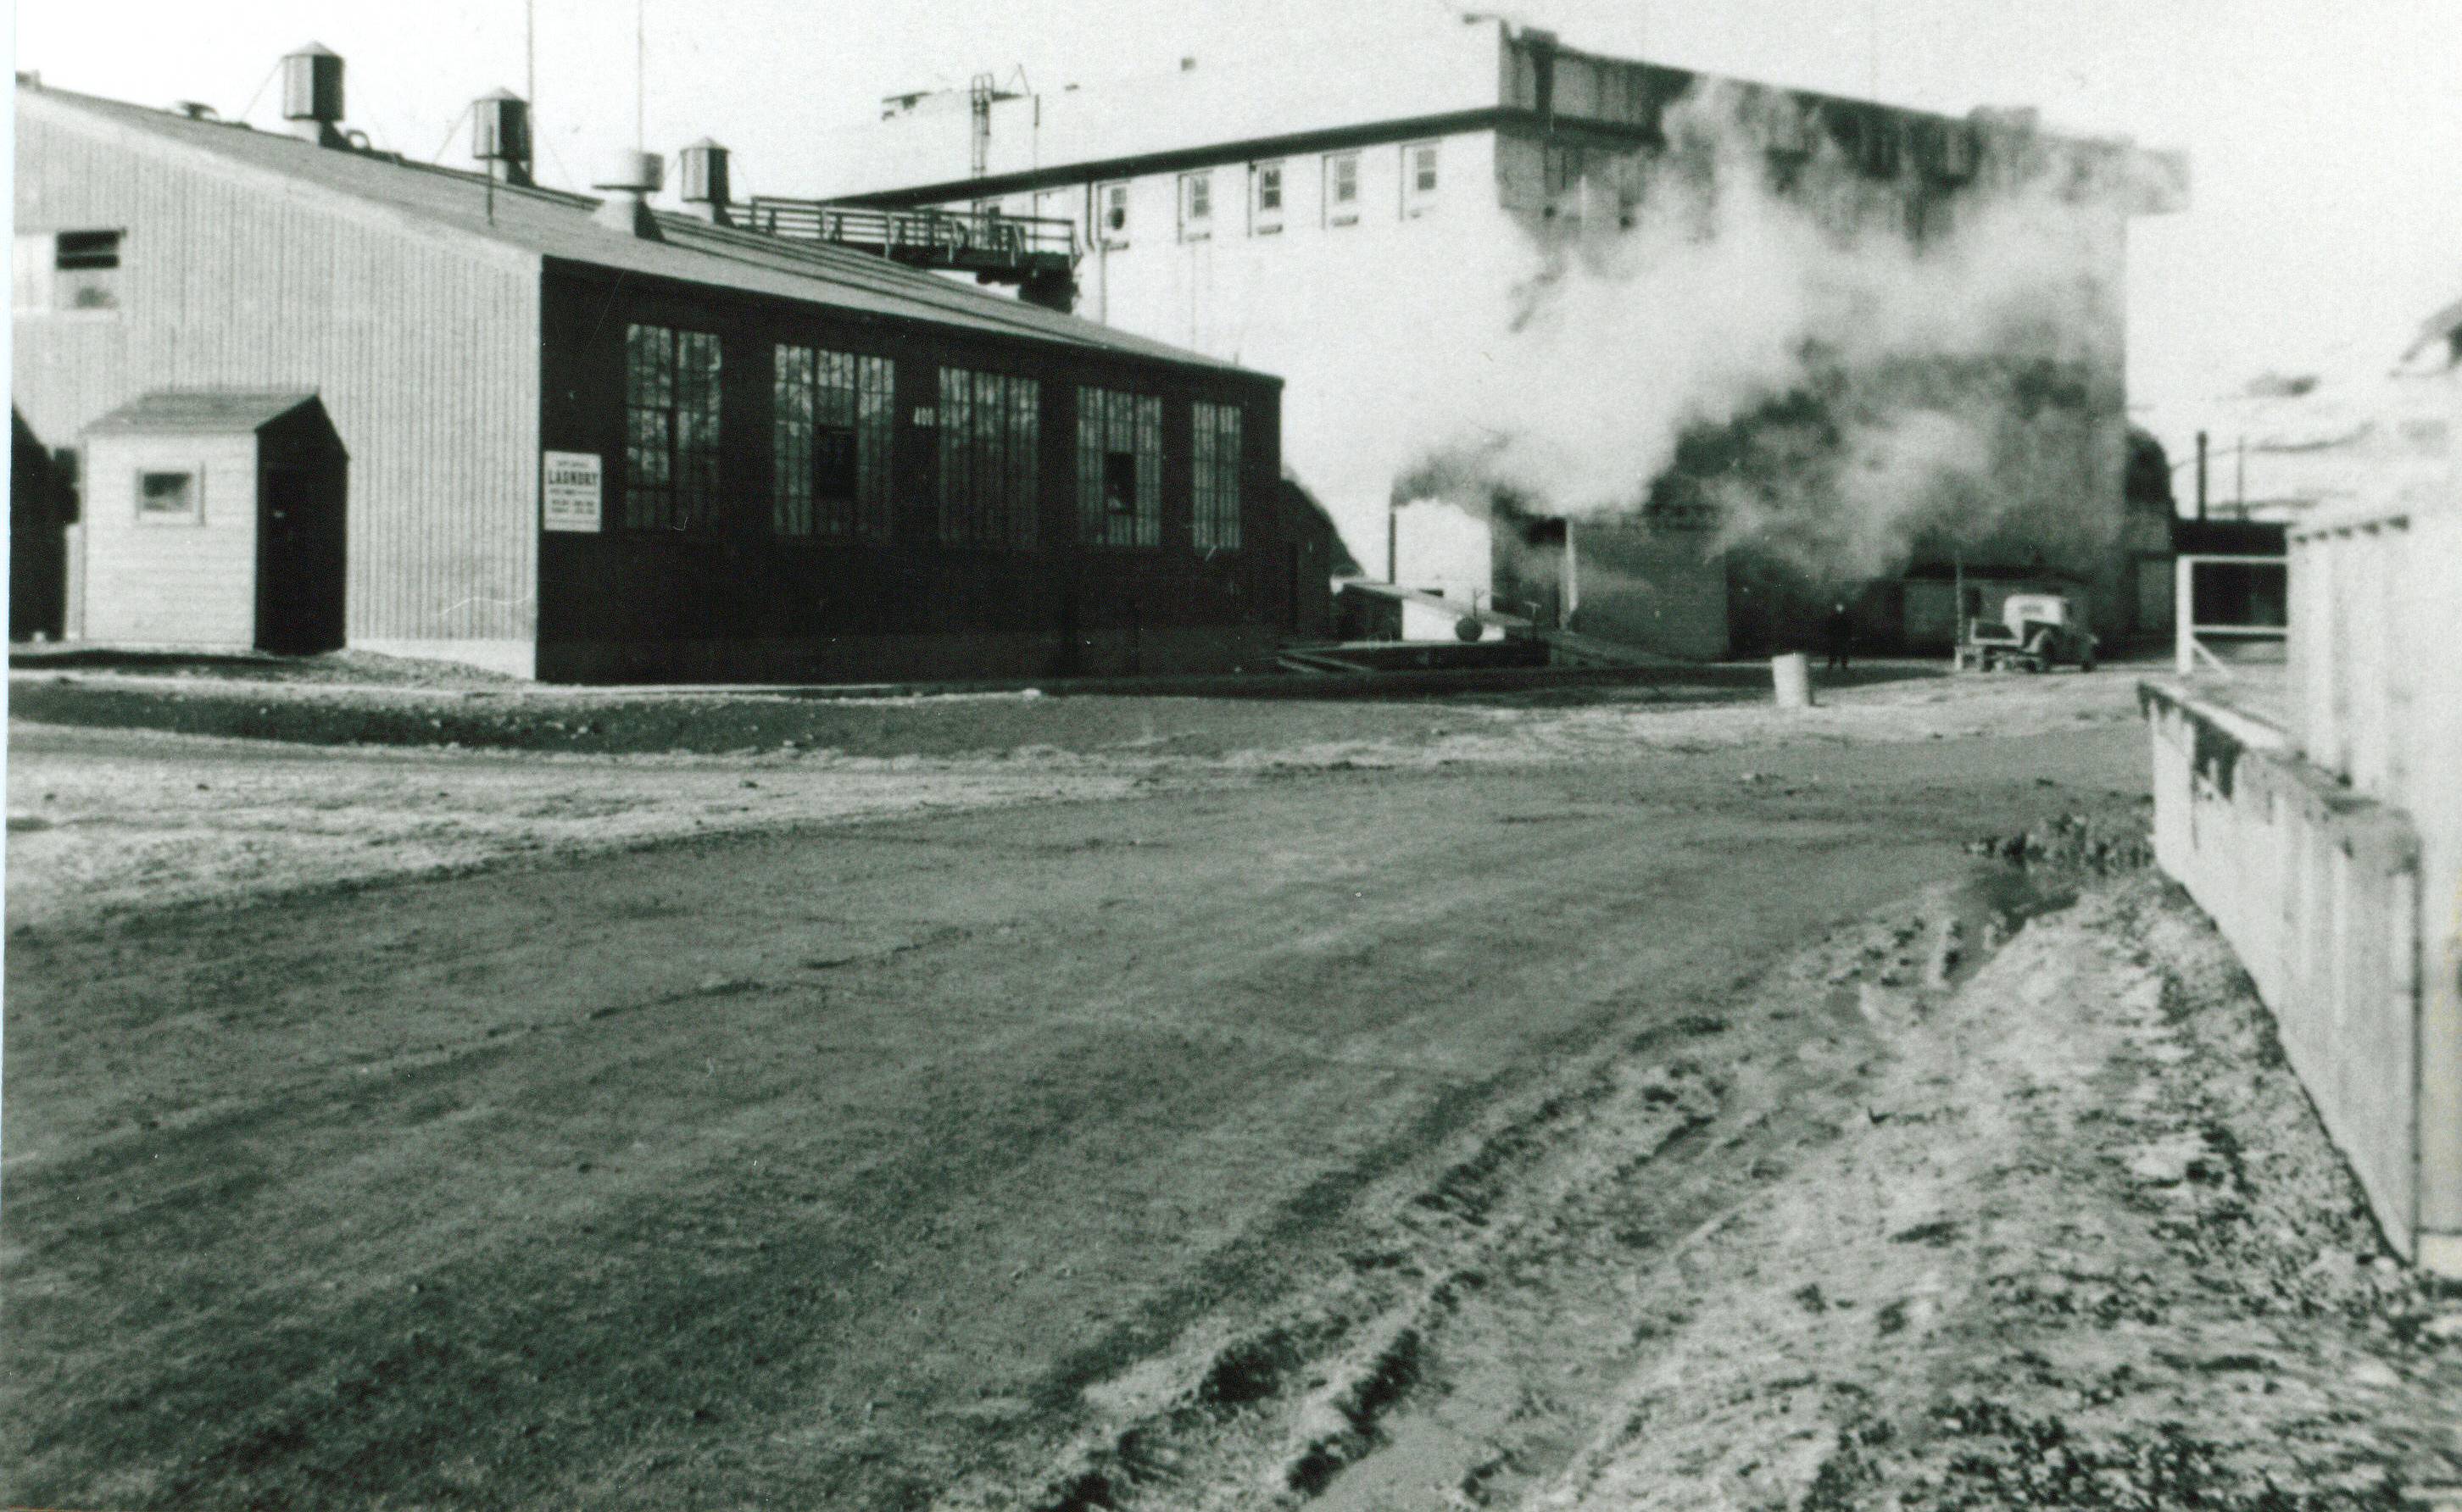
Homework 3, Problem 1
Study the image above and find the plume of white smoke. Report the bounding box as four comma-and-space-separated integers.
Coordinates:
1397, 80, 2131, 587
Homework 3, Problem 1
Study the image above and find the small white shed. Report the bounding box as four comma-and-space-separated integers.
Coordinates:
77, 392, 348, 653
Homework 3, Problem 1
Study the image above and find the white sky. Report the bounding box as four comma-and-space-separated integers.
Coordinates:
16, 0, 2461, 464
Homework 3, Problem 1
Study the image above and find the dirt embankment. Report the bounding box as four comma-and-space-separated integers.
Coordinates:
1534, 876, 2461, 1510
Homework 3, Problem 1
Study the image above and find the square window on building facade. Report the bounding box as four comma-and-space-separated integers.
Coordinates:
53, 229, 122, 310
1326, 153, 1361, 225
136, 468, 199, 525
1402, 142, 1440, 216
1179, 172, 1212, 241
1252, 161, 1284, 234
1098, 181, 1131, 246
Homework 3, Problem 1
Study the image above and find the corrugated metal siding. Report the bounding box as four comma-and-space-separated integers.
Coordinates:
13, 107, 541, 645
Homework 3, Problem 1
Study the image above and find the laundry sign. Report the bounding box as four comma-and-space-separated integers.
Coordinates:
542, 451, 602, 533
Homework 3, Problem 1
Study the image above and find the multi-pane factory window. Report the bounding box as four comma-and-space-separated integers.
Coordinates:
624, 323, 721, 531
1253, 161, 1284, 234
1326, 153, 1361, 225
773, 345, 894, 540
936, 367, 1040, 549
1191, 402, 1242, 552
1077, 386, 1162, 548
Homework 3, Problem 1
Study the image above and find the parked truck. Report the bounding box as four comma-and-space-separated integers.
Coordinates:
1954, 592, 2099, 673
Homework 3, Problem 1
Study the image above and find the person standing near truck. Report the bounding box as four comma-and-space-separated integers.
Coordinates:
1825, 602, 1852, 672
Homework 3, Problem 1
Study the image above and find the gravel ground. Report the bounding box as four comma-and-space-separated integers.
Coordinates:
8, 666, 2142, 930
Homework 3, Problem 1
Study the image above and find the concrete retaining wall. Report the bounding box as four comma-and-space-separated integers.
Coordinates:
2146, 679, 2454, 1272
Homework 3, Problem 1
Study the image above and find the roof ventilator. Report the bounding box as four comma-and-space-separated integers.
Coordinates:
281, 42, 347, 148
471, 89, 534, 189
593, 148, 666, 240
678, 139, 732, 226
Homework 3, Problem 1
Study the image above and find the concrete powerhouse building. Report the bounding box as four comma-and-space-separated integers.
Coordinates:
12, 52, 1326, 681
798, 16, 2186, 657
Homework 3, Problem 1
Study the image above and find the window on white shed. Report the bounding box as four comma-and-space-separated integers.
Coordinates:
136, 469, 201, 525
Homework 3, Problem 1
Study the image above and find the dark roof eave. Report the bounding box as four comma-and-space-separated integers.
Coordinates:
538, 254, 1283, 386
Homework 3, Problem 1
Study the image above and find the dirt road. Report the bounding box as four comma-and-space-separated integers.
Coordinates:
3, 675, 2161, 1510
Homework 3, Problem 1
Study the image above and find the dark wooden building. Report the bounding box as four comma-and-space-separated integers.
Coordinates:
14, 64, 1312, 681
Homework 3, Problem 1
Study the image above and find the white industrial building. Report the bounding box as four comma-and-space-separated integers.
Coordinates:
788, 16, 2185, 659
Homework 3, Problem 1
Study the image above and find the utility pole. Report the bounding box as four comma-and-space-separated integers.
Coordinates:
2195, 431, 2208, 522
2236, 435, 2246, 513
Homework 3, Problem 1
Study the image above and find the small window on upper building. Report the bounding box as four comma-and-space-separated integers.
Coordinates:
136, 469, 200, 525
1252, 161, 1284, 235
1326, 153, 1361, 226
14, 230, 124, 314
1401, 142, 1440, 217
1179, 171, 1213, 241
54, 231, 123, 310
1097, 181, 1131, 247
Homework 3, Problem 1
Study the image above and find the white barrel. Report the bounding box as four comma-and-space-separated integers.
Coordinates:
1772, 652, 1813, 709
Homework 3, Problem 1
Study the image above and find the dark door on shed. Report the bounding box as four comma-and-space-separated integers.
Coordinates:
256, 462, 346, 653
